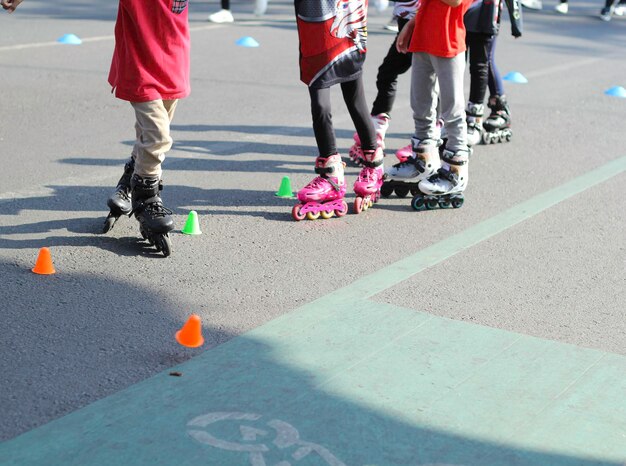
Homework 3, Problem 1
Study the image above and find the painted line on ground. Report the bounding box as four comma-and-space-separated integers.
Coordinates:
0, 24, 222, 52
268, 156, 626, 322
1, 160, 625, 464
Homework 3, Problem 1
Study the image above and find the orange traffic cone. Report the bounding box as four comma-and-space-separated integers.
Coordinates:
32, 247, 56, 275
175, 314, 204, 348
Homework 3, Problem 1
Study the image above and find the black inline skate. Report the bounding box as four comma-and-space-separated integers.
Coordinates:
411, 148, 469, 211
466, 101, 484, 147
103, 158, 135, 233
131, 174, 175, 257
482, 95, 512, 144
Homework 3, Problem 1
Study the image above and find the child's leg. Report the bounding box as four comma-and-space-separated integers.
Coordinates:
416, 52, 468, 202
485, 37, 512, 141
340, 77, 377, 152
371, 18, 413, 117
410, 52, 439, 143
131, 99, 178, 178
341, 77, 385, 213
466, 32, 494, 145
128, 99, 176, 237
308, 86, 337, 158
467, 32, 492, 106
293, 86, 347, 221
432, 53, 467, 152
487, 36, 504, 98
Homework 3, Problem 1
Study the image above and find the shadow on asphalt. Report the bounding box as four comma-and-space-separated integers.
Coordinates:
1, 278, 621, 465
0, 258, 234, 442
0, 183, 299, 252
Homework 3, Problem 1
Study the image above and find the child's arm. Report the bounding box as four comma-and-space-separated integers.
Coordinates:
504, 0, 523, 37
396, 16, 416, 53
1, 0, 24, 12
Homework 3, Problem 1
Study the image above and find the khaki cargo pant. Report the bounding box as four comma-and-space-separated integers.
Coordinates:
130, 99, 178, 178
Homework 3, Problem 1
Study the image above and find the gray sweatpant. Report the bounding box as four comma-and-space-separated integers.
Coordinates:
410, 51, 467, 153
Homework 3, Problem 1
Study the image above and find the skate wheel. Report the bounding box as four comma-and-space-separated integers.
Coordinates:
395, 185, 409, 198
102, 215, 117, 234
426, 198, 439, 210
335, 201, 348, 218
452, 198, 464, 209
440, 199, 452, 209
367, 199, 373, 209
155, 234, 172, 257
306, 211, 320, 220
291, 204, 306, 222
411, 195, 426, 211
380, 183, 393, 198
139, 226, 148, 244
353, 197, 363, 214
320, 210, 334, 220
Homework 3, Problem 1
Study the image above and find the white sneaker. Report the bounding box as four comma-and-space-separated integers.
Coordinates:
384, 19, 399, 32
521, 0, 543, 9
600, 6, 613, 20
555, 2, 568, 13
254, 0, 267, 16
614, 4, 625, 15
208, 9, 234, 23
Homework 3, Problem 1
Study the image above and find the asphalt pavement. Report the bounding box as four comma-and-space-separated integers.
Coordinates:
0, 1, 625, 464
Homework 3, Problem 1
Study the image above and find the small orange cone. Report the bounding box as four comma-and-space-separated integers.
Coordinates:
32, 247, 56, 275
175, 314, 204, 348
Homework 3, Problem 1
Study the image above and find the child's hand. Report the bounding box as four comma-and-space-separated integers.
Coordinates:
396, 17, 415, 53
1, 0, 24, 12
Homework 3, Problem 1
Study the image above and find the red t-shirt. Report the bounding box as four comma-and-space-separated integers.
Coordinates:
108, 0, 190, 102
408, 0, 471, 58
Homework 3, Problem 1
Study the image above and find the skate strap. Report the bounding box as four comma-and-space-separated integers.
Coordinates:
361, 158, 383, 169
315, 165, 337, 176
326, 177, 342, 192
436, 167, 459, 184
133, 196, 172, 217
441, 155, 468, 166
414, 158, 427, 173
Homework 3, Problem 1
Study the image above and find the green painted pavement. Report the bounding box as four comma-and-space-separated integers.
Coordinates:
1, 158, 626, 465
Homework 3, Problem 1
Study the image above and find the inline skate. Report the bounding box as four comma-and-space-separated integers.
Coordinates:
466, 101, 484, 147
396, 117, 445, 164
482, 95, 512, 144
353, 147, 384, 214
381, 138, 441, 198
292, 154, 348, 221
131, 174, 175, 256
394, 144, 412, 164
411, 148, 469, 211
348, 113, 389, 166
103, 158, 135, 233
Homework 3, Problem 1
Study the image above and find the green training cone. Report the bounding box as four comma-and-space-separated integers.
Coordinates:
275, 176, 294, 197
181, 210, 202, 235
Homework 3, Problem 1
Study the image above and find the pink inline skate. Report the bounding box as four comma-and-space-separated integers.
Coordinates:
394, 144, 412, 163
292, 154, 348, 221
353, 147, 384, 214
348, 113, 389, 166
